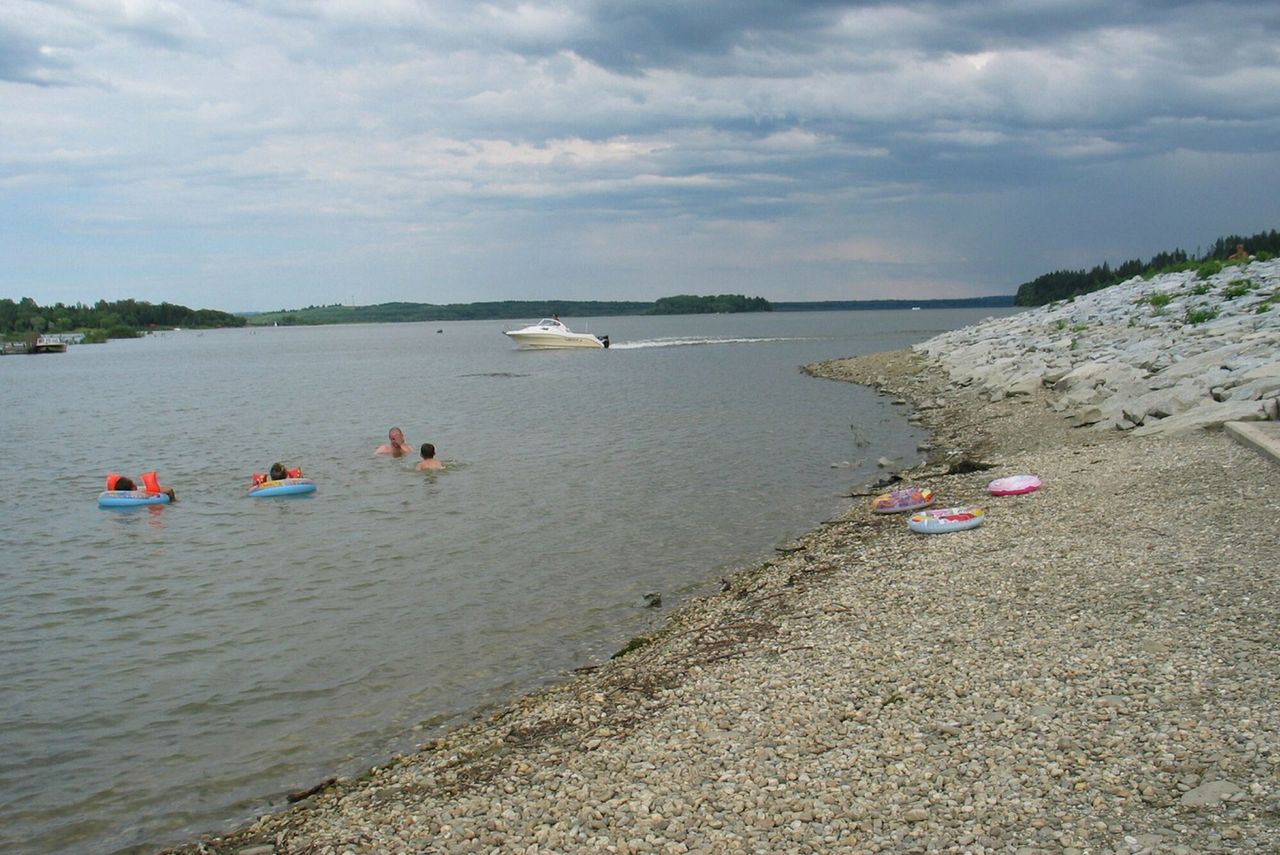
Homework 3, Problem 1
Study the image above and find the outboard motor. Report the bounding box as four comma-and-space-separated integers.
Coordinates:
600, 335, 610, 348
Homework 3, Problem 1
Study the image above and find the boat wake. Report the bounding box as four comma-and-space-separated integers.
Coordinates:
611, 335, 818, 350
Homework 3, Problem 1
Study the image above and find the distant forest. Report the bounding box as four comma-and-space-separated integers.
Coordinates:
250, 293, 1029, 326
649, 294, 772, 314
247, 294, 772, 325
1014, 228, 1279, 306
2, 291, 1022, 340
772, 295, 1014, 311
2, 292, 1017, 340
9, 228, 1275, 336
0, 297, 246, 340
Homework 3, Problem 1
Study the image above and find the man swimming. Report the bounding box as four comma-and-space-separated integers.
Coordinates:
375, 427, 413, 456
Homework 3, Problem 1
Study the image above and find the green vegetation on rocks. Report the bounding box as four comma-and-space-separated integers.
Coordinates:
1014, 228, 1280, 306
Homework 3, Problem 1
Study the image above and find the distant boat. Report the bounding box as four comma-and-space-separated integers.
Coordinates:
911, 306, 921, 311
4, 333, 81, 354
32, 335, 69, 353
503, 318, 609, 349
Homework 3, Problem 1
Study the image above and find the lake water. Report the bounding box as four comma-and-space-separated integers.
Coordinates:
0, 309, 1011, 854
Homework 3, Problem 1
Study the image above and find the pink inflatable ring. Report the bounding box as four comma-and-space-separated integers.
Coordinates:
987, 475, 1042, 496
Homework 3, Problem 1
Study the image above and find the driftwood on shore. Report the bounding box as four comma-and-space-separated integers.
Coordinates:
285, 777, 337, 803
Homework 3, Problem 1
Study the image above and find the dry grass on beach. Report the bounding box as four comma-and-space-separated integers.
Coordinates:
170, 349, 1279, 855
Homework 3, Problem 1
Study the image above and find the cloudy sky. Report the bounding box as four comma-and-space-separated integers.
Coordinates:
3, 0, 1279, 311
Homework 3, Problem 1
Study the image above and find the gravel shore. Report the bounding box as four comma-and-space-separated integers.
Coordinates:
169, 348, 1279, 855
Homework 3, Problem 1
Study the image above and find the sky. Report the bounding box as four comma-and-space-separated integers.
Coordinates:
2, 1, 1279, 312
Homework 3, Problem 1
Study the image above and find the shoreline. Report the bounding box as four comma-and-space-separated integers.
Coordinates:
165, 343, 1278, 854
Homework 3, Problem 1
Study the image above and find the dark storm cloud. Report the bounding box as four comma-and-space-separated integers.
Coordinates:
563, 0, 855, 74
0, 22, 74, 85
1, 0, 1277, 308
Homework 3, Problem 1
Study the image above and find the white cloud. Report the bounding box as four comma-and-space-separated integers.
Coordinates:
2, 0, 1279, 308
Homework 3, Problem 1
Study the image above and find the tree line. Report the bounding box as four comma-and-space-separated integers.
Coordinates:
1014, 228, 1280, 306
250, 295, 773, 326
255, 299, 653, 326
648, 294, 772, 314
0, 297, 246, 339
2, 293, 774, 336
772, 295, 1013, 311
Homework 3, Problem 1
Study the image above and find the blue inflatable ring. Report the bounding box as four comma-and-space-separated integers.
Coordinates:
249, 478, 317, 498
99, 490, 172, 508
908, 505, 985, 534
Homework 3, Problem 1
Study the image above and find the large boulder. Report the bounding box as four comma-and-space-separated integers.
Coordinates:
1119, 381, 1210, 425
1219, 362, 1280, 401
1158, 341, 1263, 381
1131, 399, 1273, 436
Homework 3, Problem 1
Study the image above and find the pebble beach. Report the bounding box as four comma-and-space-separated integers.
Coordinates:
169, 265, 1279, 855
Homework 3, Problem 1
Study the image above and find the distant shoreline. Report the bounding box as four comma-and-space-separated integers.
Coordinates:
241, 295, 1015, 326
771, 296, 1014, 311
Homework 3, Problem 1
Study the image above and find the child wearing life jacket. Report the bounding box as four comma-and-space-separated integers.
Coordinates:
252, 463, 303, 486
106, 471, 177, 501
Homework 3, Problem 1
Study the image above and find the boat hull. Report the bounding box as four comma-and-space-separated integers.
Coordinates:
504, 331, 606, 349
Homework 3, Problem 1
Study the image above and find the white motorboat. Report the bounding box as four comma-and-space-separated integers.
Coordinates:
503, 318, 609, 349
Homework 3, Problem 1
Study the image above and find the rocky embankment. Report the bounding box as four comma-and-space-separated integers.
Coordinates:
916, 259, 1280, 434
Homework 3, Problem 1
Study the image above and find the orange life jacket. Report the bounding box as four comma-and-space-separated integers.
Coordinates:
141, 471, 162, 494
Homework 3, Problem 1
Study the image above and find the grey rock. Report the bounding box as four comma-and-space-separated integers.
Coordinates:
1180, 780, 1242, 807
1069, 407, 1104, 428
1132, 399, 1271, 436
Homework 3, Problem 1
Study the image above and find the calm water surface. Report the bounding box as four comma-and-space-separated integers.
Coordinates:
0, 309, 1012, 854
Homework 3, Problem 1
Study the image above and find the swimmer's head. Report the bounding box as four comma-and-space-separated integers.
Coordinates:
420, 443, 435, 459
269, 463, 287, 480
388, 427, 405, 444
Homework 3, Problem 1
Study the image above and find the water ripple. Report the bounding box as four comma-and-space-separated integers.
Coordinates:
0, 310, 1011, 854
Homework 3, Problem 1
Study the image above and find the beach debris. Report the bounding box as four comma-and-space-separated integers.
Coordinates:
870, 487, 935, 514
945, 457, 996, 474
287, 776, 337, 803
610, 635, 652, 659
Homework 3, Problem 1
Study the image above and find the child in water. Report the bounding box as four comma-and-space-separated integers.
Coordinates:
416, 443, 445, 471
252, 463, 302, 486
107, 472, 177, 501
